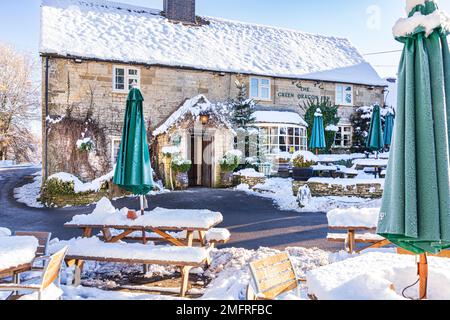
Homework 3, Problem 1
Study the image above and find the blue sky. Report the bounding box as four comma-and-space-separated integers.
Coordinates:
1, 0, 450, 78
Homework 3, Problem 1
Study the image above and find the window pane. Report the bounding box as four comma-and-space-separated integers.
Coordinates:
129, 69, 138, 76
279, 127, 287, 135
115, 68, 125, 90
250, 79, 259, 97
270, 127, 278, 135
261, 87, 270, 99
279, 136, 286, 145
288, 127, 294, 136
295, 128, 300, 136
261, 79, 270, 86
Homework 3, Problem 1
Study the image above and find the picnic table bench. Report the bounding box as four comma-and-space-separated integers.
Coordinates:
62, 206, 228, 297
50, 238, 209, 297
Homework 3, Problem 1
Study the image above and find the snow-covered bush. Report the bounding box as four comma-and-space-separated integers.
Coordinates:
171, 158, 192, 173
76, 137, 94, 152
220, 150, 242, 172
162, 146, 180, 157
292, 151, 318, 168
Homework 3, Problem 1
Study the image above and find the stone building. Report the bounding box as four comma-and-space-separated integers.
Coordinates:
40, 0, 387, 187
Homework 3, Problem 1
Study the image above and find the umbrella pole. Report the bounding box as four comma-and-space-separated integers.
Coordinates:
418, 253, 428, 300
140, 195, 145, 216
315, 148, 318, 155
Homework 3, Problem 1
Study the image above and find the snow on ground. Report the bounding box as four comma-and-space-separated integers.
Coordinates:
48, 245, 332, 300
237, 178, 381, 213
14, 171, 44, 208
307, 252, 450, 300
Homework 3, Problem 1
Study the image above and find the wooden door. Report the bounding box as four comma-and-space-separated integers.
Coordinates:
202, 135, 213, 187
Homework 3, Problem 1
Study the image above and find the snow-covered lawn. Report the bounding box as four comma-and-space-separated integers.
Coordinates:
236, 178, 381, 213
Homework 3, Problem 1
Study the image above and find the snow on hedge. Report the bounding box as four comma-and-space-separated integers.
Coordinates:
327, 207, 380, 228
41, 0, 386, 86
49, 237, 209, 264
66, 197, 223, 229
307, 252, 450, 300
352, 158, 389, 167
48, 170, 114, 193
0, 236, 39, 271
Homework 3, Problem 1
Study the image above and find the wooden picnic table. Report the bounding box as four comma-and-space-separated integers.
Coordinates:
64, 208, 224, 248
328, 226, 389, 254
353, 159, 388, 178
0, 236, 38, 283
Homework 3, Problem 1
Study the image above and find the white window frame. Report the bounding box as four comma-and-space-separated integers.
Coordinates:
335, 84, 354, 106
257, 124, 307, 155
333, 125, 353, 148
113, 66, 141, 93
249, 77, 272, 101
111, 137, 122, 165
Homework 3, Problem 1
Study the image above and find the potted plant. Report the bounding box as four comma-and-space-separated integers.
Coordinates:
219, 150, 242, 187
292, 151, 318, 181
171, 158, 192, 190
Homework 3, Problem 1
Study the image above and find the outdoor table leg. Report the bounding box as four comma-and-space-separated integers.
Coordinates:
348, 230, 356, 254
186, 231, 194, 247
142, 228, 149, 274
82, 227, 92, 238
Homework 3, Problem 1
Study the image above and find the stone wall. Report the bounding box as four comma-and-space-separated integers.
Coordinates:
292, 180, 383, 199
43, 56, 386, 180
234, 175, 267, 188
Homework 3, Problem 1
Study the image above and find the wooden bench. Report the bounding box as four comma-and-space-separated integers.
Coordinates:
246, 253, 303, 300
327, 227, 390, 253
52, 239, 210, 297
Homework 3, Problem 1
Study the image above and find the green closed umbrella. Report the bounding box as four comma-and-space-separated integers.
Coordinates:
366, 104, 384, 154
377, 0, 450, 299
309, 108, 326, 155
113, 87, 154, 213
383, 111, 395, 147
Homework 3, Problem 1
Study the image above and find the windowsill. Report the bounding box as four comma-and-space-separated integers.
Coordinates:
112, 90, 129, 94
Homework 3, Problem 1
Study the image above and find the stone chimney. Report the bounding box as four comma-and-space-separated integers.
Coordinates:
163, 0, 196, 24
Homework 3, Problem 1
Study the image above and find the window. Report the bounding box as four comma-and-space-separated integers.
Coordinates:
258, 125, 307, 154
113, 66, 140, 92
111, 138, 122, 164
335, 84, 353, 105
250, 77, 271, 100
334, 126, 353, 148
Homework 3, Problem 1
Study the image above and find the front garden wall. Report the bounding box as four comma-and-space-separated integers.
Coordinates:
292, 181, 383, 199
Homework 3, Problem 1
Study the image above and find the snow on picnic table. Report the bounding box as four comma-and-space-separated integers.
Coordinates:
0, 228, 11, 237
49, 237, 209, 264
352, 158, 389, 167
306, 252, 450, 300
0, 236, 38, 271
66, 198, 223, 229
327, 207, 380, 228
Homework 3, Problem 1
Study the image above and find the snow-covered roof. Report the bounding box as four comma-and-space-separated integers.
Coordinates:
40, 0, 387, 86
254, 110, 308, 127
152, 95, 232, 136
